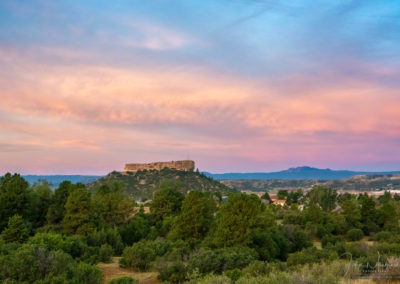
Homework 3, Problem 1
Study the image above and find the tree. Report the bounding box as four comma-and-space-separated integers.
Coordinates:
286, 189, 303, 205
150, 180, 184, 223
261, 192, 271, 203
1, 214, 29, 243
0, 173, 30, 231
214, 194, 264, 247
359, 194, 378, 234
30, 180, 53, 228
307, 186, 337, 211
341, 199, 361, 229
46, 181, 76, 224
377, 200, 398, 231
120, 241, 158, 271
62, 187, 93, 235
119, 215, 151, 246
92, 182, 135, 227
172, 191, 215, 243
277, 190, 288, 200
346, 229, 364, 241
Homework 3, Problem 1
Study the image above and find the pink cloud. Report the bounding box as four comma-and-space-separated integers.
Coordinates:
1, 46, 400, 173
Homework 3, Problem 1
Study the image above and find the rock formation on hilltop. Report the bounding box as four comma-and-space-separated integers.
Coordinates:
124, 160, 195, 173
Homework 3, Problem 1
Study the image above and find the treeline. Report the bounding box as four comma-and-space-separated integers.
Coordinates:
1, 174, 400, 283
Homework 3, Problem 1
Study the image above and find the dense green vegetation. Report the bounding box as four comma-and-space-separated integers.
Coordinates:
222, 174, 400, 192
90, 168, 234, 201
2, 172, 400, 283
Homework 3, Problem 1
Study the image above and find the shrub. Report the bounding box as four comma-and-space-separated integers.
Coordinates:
158, 260, 187, 283
220, 246, 258, 271
86, 228, 124, 255
286, 247, 321, 266
346, 229, 364, 241
224, 268, 244, 282
372, 231, 392, 242
188, 248, 223, 275
120, 241, 158, 271
186, 274, 231, 284
242, 261, 270, 276
70, 262, 104, 284
99, 244, 114, 263
1, 215, 29, 243
321, 235, 344, 248
109, 276, 140, 284
187, 246, 258, 276
0, 244, 103, 284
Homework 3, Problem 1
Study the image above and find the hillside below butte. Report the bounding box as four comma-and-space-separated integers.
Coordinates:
89, 167, 235, 201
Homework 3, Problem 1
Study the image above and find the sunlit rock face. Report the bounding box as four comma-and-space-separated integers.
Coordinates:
124, 160, 195, 173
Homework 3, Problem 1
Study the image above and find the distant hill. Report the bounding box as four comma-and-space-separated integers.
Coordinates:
221, 174, 400, 192
204, 166, 400, 180
22, 175, 102, 187
88, 168, 235, 200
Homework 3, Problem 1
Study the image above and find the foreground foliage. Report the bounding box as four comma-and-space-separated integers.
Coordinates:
1, 172, 400, 283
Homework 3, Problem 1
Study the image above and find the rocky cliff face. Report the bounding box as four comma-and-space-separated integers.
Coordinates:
124, 160, 195, 173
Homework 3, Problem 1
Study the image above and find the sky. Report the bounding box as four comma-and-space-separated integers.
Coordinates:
0, 0, 400, 174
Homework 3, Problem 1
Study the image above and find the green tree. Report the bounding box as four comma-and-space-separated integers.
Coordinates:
120, 240, 158, 271
277, 190, 288, 200
261, 191, 271, 203
377, 200, 398, 231
359, 194, 378, 234
1, 214, 29, 243
341, 199, 361, 229
119, 215, 151, 246
214, 194, 264, 247
346, 228, 364, 241
286, 189, 303, 205
150, 180, 184, 223
30, 180, 53, 228
92, 182, 135, 227
0, 173, 30, 231
46, 181, 76, 224
172, 191, 215, 243
307, 186, 337, 211
62, 187, 93, 235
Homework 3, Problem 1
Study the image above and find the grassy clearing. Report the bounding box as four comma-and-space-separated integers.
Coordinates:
98, 257, 160, 284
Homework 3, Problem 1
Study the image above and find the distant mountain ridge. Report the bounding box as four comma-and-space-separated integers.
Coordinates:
204, 166, 400, 180
22, 175, 102, 187
18, 166, 400, 186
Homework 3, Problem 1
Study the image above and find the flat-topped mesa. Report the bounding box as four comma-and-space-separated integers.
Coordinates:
124, 160, 195, 173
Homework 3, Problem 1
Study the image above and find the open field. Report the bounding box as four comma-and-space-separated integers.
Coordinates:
98, 257, 160, 284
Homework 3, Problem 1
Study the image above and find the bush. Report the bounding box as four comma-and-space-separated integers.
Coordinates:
0, 244, 103, 284
188, 248, 223, 275
1, 215, 29, 243
99, 244, 114, 263
346, 229, 364, 241
186, 274, 231, 284
220, 246, 258, 271
224, 268, 244, 282
158, 260, 187, 283
321, 235, 344, 248
119, 216, 150, 246
372, 231, 392, 242
242, 261, 270, 276
109, 276, 140, 284
286, 247, 321, 266
86, 228, 124, 255
120, 241, 158, 271
71, 262, 104, 284
187, 246, 258, 276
